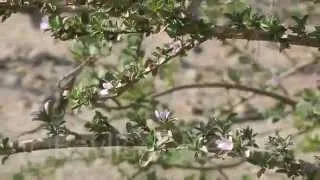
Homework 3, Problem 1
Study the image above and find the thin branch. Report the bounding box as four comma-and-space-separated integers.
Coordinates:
57, 57, 95, 89
6, 133, 130, 155
0, 1, 87, 13
2, 1, 320, 49
161, 160, 244, 171
98, 39, 200, 101
213, 26, 320, 48
152, 82, 297, 106
100, 34, 314, 106
3, 134, 318, 179
16, 124, 46, 138
1, 128, 313, 156
97, 80, 298, 111
229, 58, 318, 108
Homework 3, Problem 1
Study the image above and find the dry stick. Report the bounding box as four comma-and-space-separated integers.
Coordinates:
57, 57, 95, 89
229, 58, 318, 109
159, 159, 245, 171
152, 83, 297, 106
17, 125, 45, 138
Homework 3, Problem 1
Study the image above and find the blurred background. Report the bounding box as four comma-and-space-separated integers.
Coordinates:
0, 0, 319, 179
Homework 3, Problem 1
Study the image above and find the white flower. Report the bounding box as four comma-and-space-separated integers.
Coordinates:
116, 82, 123, 88
62, 90, 69, 97
43, 96, 55, 116
215, 137, 234, 151
102, 82, 113, 89
180, 12, 186, 19
99, 89, 109, 96
40, 17, 50, 30
169, 40, 183, 55
199, 145, 208, 153
66, 134, 76, 142
154, 110, 171, 122
244, 149, 250, 158
98, 82, 114, 97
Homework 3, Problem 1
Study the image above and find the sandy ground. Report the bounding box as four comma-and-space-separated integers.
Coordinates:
0, 5, 319, 180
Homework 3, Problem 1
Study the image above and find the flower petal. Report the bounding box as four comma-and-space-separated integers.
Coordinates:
165, 111, 171, 120
215, 137, 234, 151
102, 82, 113, 90
244, 150, 250, 158
154, 110, 160, 119
40, 17, 50, 30
99, 89, 109, 96
154, 110, 173, 122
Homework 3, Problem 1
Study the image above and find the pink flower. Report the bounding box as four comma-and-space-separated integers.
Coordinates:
215, 137, 234, 151
270, 76, 280, 86
98, 82, 114, 97
40, 17, 50, 30
154, 110, 171, 122
169, 40, 183, 55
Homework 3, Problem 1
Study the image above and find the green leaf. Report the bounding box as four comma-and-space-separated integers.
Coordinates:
12, 173, 25, 180
49, 15, 62, 30
227, 68, 241, 83
88, 45, 99, 56
242, 174, 252, 180
147, 171, 157, 180
295, 101, 314, 119
313, 104, 320, 115
146, 130, 156, 149
184, 174, 196, 180
262, 103, 286, 123
302, 89, 319, 102
80, 11, 90, 24
238, 55, 252, 64
299, 134, 320, 152
104, 72, 116, 81
162, 150, 182, 164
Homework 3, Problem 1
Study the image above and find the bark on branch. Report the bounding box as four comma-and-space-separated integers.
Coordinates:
1, 1, 320, 48
152, 82, 297, 106
2, 133, 130, 155
213, 26, 320, 48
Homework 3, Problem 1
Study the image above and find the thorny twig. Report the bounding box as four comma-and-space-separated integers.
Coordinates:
57, 57, 95, 89
18, 57, 95, 138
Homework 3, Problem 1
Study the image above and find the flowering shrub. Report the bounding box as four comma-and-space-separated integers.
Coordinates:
0, 0, 320, 179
